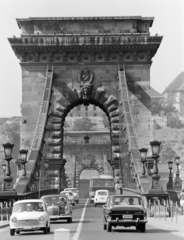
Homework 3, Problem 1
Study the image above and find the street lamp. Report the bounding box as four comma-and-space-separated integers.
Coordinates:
19, 149, 28, 177
148, 140, 165, 194
139, 148, 148, 177
2, 164, 6, 178
173, 156, 182, 193
167, 160, 174, 191
0, 142, 17, 195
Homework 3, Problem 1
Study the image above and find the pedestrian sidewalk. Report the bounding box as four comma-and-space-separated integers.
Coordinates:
148, 215, 184, 234
0, 221, 9, 229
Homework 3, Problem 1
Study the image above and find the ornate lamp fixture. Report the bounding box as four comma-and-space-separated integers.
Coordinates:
173, 156, 182, 193
19, 149, 28, 177
2, 163, 6, 178
148, 140, 165, 194
166, 160, 174, 191
0, 142, 17, 195
139, 148, 148, 177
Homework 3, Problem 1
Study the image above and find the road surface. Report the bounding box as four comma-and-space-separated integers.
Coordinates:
1, 199, 184, 240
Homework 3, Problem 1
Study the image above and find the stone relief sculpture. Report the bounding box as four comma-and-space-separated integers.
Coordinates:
78, 68, 94, 100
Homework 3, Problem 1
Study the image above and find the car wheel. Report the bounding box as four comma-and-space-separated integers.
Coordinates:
107, 222, 112, 232
10, 229, 15, 236
16, 231, 20, 235
43, 225, 48, 234
140, 224, 146, 233
48, 226, 50, 233
77, 200, 79, 204
67, 217, 72, 223
94, 203, 96, 207
103, 223, 107, 230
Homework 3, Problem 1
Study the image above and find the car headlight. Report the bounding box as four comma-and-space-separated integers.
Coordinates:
38, 216, 44, 222
11, 217, 17, 223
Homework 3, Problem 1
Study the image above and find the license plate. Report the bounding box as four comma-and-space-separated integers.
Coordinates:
123, 215, 132, 219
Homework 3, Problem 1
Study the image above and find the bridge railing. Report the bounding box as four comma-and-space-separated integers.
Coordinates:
0, 188, 58, 221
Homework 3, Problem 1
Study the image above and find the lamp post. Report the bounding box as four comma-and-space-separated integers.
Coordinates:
148, 140, 165, 194
139, 148, 148, 177
2, 164, 6, 191
15, 149, 28, 177
173, 156, 182, 193
167, 160, 174, 191
0, 142, 17, 195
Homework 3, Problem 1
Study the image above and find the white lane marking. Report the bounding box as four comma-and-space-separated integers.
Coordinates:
72, 199, 88, 240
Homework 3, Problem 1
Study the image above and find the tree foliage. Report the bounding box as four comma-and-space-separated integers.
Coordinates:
160, 143, 176, 163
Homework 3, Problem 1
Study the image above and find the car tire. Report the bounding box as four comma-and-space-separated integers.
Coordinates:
43, 225, 48, 234
107, 222, 112, 232
67, 217, 72, 223
10, 229, 15, 236
16, 231, 20, 235
48, 226, 50, 233
94, 203, 96, 207
103, 223, 107, 230
136, 226, 140, 231
140, 224, 146, 233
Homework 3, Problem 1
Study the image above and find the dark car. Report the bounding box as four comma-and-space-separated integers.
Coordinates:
41, 194, 72, 223
103, 195, 147, 232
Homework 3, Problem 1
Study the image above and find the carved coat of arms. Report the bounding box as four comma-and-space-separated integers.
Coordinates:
78, 68, 94, 100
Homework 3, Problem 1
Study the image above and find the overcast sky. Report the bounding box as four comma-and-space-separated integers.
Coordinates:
0, 0, 183, 117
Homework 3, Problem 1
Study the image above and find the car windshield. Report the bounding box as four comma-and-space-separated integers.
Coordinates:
42, 196, 67, 204
110, 196, 142, 206
13, 202, 44, 213
98, 191, 108, 196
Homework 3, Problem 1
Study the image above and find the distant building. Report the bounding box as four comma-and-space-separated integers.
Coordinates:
163, 72, 184, 116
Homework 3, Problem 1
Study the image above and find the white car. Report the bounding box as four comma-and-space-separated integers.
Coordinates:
64, 188, 79, 204
60, 191, 75, 206
94, 190, 109, 207
10, 199, 50, 236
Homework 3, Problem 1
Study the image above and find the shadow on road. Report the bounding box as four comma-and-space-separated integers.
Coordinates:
113, 228, 178, 233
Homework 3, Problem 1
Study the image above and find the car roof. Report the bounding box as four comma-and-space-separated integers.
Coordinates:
110, 195, 142, 198
96, 189, 109, 192
14, 199, 44, 204
41, 194, 60, 198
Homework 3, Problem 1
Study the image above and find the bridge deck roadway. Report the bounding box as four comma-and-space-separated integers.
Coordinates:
0, 199, 184, 240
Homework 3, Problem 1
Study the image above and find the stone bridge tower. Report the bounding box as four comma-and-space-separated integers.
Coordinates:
8, 16, 162, 193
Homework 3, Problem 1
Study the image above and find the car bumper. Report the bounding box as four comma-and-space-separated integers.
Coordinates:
49, 214, 72, 220
10, 224, 46, 231
107, 219, 147, 224
94, 201, 106, 204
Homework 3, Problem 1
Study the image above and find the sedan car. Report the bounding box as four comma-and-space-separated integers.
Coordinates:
41, 194, 72, 223
94, 190, 109, 207
64, 188, 79, 204
103, 195, 147, 232
10, 199, 50, 236
60, 191, 75, 206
